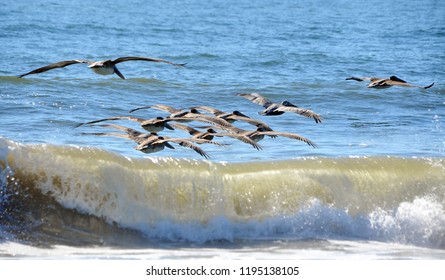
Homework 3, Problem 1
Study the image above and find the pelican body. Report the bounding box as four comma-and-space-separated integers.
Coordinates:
237, 93, 323, 123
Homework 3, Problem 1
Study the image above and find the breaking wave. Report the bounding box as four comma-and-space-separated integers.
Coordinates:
1, 137, 445, 248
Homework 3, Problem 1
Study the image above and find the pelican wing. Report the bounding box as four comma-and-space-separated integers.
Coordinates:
211, 133, 263, 150
112, 56, 186, 67
258, 131, 317, 147
135, 135, 170, 149
80, 132, 132, 141
182, 113, 236, 131
128, 106, 151, 113
191, 106, 226, 116
91, 123, 147, 136
75, 116, 146, 127
387, 77, 435, 89
422, 82, 435, 89
170, 123, 201, 135
149, 104, 183, 114
129, 104, 183, 114
19, 60, 91, 78
345, 77, 375, 82
157, 138, 210, 158
390, 81, 435, 89
237, 93, 275, 108
229, 115, 274, 131
278, 106, 323, 123
81, 124, 155, 143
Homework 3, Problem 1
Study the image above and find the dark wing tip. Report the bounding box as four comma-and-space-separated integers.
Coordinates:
129, 106, 150, 113
73, 122, 85, 128
113, 66, 125, 79
345, 77, 363, 82
424, 82, 435, 89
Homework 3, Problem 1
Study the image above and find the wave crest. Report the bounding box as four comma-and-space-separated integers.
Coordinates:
1, 138, 445, 247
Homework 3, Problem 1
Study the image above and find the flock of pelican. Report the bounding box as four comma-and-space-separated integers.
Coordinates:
19, 56, 435, 158
76, 93, 323, 158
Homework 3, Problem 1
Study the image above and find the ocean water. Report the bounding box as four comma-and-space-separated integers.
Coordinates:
1, 0, 445, 259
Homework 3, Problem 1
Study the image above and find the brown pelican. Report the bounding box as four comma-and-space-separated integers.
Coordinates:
129, 104, 183, 115
82, 123, 156, 139
346, 76, 434, 89
129, 104, 236, 131
237, 93, 323, 123
170, 123, 263, 150
81, 124, 219, 158
170, 123, 220, 141
135, 137, 213, 158
191, 105, 274, 132
224, 126, 317, 148
18, 56, 186, 79
75, 116, 182, 133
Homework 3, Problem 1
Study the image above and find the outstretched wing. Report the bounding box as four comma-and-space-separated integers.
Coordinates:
229, 114, 275, 131
184, 113, 235, 130
112, 56, 186, 67
258, 131, 317, 148
157, 138, 210, 158
211, 132, 263, 150
75, 116, 146, 127
345, 77, 373, 82
278, 106, 323, 123
129, 104, 183, 114
19, 60, 91, 78
423, 82, 435, 89
237, 93, 275, 108
80, 132, 133, 142
191, 106, 226, 116
388, 76, 435, 89
79, 123, 154, 143
170, 123, 201, 135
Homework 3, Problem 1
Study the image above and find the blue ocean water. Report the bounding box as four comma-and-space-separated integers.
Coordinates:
1, 0, 445, 259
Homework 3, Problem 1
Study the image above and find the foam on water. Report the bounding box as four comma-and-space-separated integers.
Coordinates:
1, 138, 445, 250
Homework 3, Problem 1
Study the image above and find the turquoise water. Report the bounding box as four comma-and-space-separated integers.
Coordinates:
1, 0, 445, 259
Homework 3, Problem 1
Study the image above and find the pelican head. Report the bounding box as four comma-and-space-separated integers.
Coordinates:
190, 108, 201, 114
232, 110, 249, 117
281, 100, 298, 107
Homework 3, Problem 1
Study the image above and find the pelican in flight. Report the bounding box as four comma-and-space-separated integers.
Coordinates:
170, 123, 263, 150
346, 76, 434, 89
191, 105, 274, 131
237, 93, 323, 123
81, 124, 220, 158
76, 116, 191, 133
170, 123, 220, 141
225, 126, 317, 148
18, 56, 186, 79
129, 104, 236, 131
